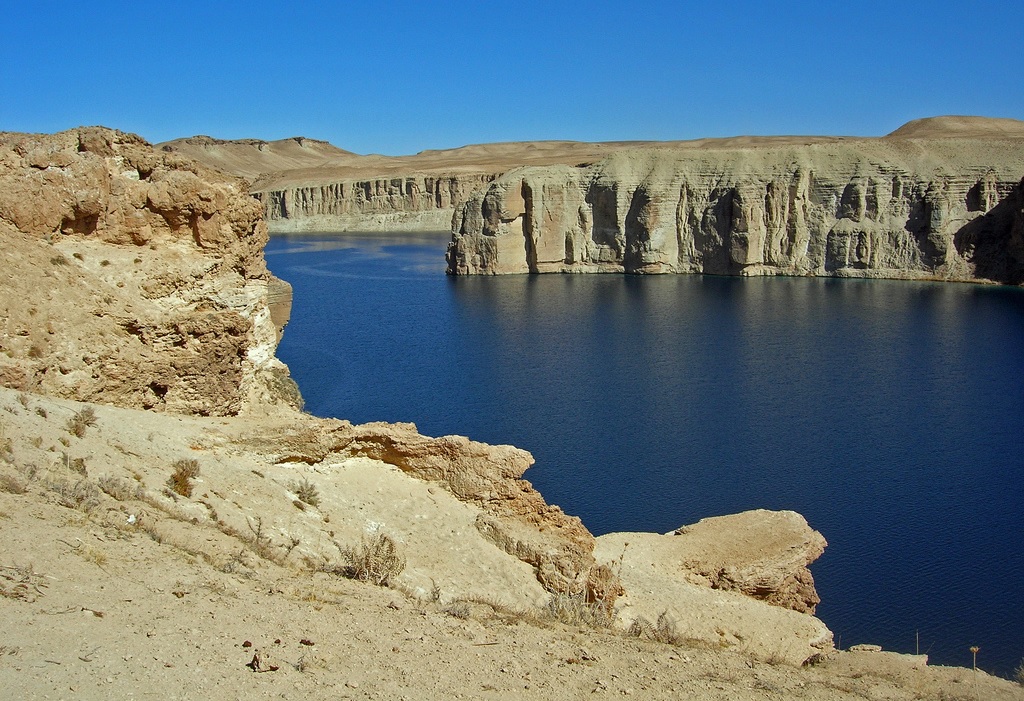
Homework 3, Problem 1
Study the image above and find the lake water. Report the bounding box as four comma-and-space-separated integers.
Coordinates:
266, 231, 1024, 677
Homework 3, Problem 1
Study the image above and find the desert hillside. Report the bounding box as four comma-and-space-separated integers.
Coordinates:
1, 126, 1021, 699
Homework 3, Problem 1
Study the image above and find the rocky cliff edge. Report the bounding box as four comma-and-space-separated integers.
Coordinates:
448, 119, 1024, 284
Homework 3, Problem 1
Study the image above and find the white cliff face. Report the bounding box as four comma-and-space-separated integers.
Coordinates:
448, 137, 1024, 284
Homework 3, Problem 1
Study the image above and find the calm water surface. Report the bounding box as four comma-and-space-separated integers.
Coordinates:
266, 231, 1024, 676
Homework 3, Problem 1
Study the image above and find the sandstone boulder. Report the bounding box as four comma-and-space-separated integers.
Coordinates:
595, 510, 832, 665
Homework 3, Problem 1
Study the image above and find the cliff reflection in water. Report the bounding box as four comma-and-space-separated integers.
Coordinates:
267, 231, 1024, 677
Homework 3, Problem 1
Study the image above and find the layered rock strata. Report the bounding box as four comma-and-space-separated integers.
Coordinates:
0, 126, 617, 606
448, 128, 1024, 284
254, 173, 497, 232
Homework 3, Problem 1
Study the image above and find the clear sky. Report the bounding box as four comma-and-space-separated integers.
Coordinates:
3, 1, 1021, 155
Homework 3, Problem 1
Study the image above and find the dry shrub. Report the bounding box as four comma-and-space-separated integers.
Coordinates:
336, 532, 405, 586
98, 475, 141, 501
1015, 659, 1024, 686
444, 600, 473, 619
627, 611, 687, 645
290, 478, 320, 507
544, 592, 614, 629
167, 458, 199, 497
47, 479, 101, 511
66, 407, 97, 438
0, 473, 27, 495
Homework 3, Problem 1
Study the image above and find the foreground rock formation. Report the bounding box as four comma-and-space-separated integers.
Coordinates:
448, 117, 1024, 284
595, 511, 832, 666
0, 126, 613, 604
0, 127, 296, 415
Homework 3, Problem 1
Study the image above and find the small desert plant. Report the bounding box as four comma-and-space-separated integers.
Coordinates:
1014, 659, 1024, 686
290, 478, 320, 507
544, 592, 614, 629
627, 611, 687, 645
50, 255, 69, 266
337, 532, 406, 586
0, 474, 28, 495
167, 458, 200, 497
66, 407, 97, 438
66, 455, 87, 476
79, 546, 107, 568
444, 600, 473, 619
47, 479, 101, 511
98, 475, 141, 501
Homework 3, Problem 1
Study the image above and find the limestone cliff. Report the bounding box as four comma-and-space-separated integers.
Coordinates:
254, 173, 498, 232
448, 119, 1024, 284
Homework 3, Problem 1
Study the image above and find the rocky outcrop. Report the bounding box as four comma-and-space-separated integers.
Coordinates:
253, 173, 498, 232
0, 127, 297, 415
597, 510, 827, 614
594, 510, 832, 665
448, 127, 1024, 284
237, 418, 621, 604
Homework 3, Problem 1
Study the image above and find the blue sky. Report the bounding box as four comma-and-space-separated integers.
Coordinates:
3, 1, 1021, 155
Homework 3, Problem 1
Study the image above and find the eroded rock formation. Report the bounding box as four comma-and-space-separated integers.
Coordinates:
594, 510, 832, 664
0, 127, 297, 415
239, 418, 619, 603
448, 125, 1024, 284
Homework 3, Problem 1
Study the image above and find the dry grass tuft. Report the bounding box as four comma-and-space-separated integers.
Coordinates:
0, 473, 28, 495
47, 479, 101, 511
290, 478, 320, 507
544, 592, 614, 629
1015, 659, 1024, 686
66, 407, 97, 438
331, 532, 406, 586
444, 600, 473, 619
627, 611, 688, 645
98, 475, 142, 501
167, 458, 200, 497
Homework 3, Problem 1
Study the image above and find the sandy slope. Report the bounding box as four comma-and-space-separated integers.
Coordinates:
2, 387, 1021, 700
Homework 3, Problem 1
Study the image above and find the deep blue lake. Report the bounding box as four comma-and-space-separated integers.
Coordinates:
266, 231, 1024, 677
